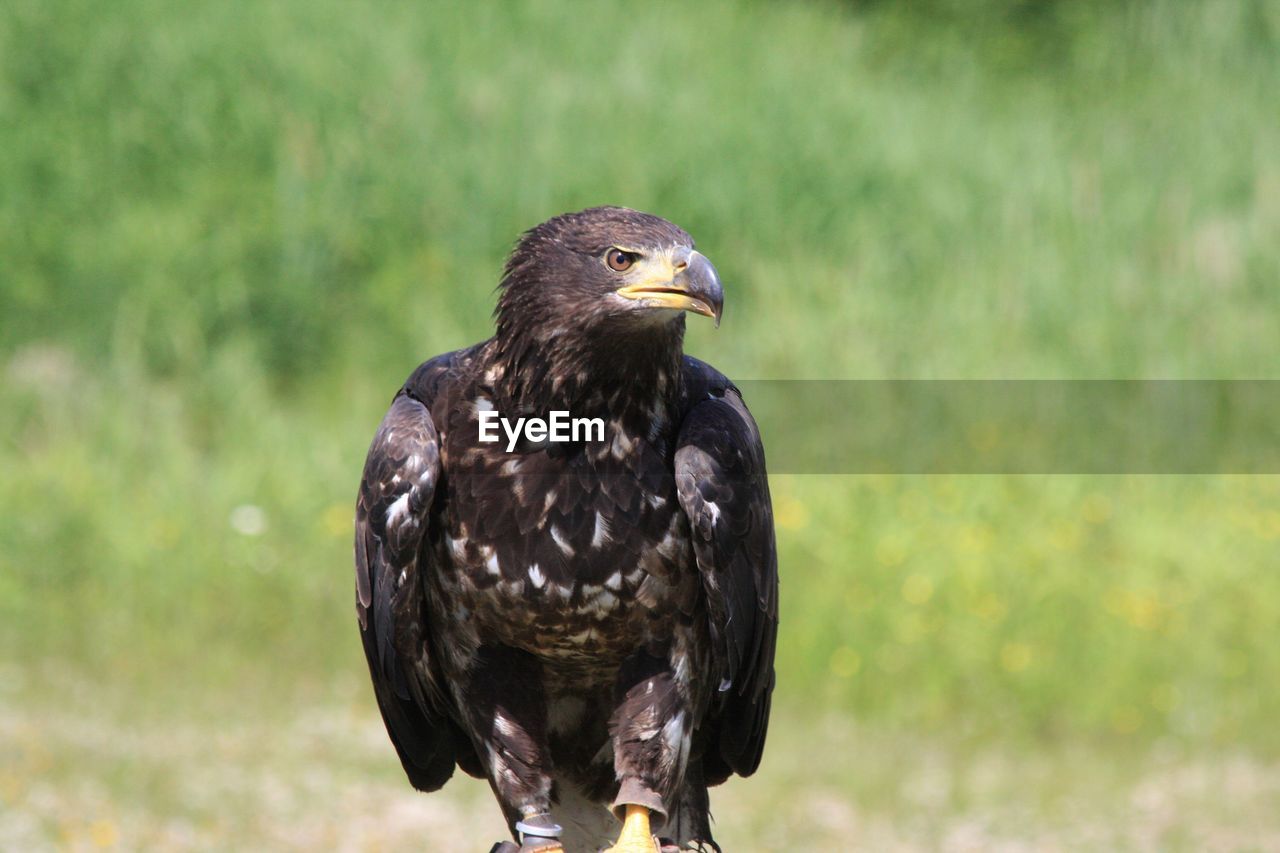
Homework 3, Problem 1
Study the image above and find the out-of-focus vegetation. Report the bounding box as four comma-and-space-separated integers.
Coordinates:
3, 0, 1280, 846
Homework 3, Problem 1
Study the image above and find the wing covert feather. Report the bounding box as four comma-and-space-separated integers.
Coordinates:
355, 391, 458, 791
675, 389, 779, 780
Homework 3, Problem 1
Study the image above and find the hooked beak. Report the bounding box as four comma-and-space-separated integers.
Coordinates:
615, 249, 724, 327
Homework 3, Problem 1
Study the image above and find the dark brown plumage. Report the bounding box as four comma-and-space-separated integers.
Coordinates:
355, 207, 778, 852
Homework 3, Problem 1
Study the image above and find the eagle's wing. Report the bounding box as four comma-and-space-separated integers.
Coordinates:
674, 388, 779, 781
355, 390, 459, 791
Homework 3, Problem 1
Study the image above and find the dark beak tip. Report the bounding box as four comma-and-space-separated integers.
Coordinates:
687, 253, 724, 327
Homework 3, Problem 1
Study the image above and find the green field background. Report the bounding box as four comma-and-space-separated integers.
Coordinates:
3, 0, 1279, 848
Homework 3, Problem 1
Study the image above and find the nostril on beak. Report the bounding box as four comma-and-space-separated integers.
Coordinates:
673, 260, 689, 272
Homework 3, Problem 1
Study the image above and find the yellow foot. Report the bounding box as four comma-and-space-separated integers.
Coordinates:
603, 805, 661, 853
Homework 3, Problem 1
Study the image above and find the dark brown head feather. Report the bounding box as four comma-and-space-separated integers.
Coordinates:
495, 207, 692, 338
490, 207, 694, 409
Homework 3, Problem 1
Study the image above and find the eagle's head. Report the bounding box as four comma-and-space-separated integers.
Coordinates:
494, 207, 723, 346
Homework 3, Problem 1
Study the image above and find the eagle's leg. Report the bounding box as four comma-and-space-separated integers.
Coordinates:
461, 647, 562, 851
605, 651, 691, 853
603, 804, 661, 853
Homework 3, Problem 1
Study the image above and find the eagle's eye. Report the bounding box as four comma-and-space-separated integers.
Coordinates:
606, 249, 636, 272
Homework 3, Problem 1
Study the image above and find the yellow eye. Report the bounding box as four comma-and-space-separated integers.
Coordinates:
606, 249, 635, 272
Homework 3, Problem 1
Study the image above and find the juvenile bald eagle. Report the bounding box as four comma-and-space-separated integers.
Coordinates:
355, 207, 778, 852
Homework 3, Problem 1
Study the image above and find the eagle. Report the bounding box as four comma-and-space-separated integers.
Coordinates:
355, 207, 778, 852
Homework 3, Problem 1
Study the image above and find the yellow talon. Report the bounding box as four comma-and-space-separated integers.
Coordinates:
603, 804, 660, 853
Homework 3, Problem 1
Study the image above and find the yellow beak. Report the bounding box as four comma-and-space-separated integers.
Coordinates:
615, 250, 724, 326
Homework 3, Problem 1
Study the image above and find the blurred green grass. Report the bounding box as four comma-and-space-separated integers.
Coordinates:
3, 0, 1280, 780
